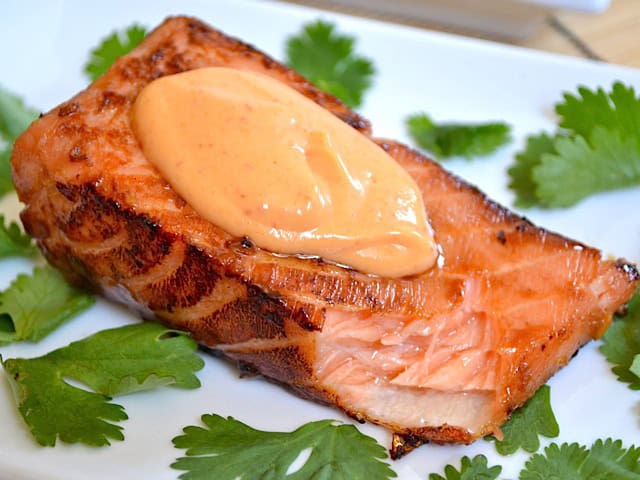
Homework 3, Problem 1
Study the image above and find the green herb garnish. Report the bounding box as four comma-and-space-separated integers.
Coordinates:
601, 288, 640, 390
2, 323, 204, 446
520, 439, 640, 479
0, 266, 94, 345
509, 82, 640, 208
286, 20, 375, 108
429, 455, 502, 480
0, 214, 36, 259
486, 384, 559, 455
84, 24, 147, 81
407, 113, 511, 160
0, 87, 39, 196
172, 414, 396, 479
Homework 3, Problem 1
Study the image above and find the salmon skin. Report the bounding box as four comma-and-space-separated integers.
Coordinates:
11, 16, 638, 457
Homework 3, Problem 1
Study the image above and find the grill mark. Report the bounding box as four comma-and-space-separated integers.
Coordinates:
54, 183, 173, 279
144, 244, 219, 311
123, 241, 186, 290
197, 287, 294, 345
154, 276, 246, 323
57, 184, 122, 241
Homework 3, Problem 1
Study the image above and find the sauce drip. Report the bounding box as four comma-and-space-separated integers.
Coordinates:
132, 67, 437, 277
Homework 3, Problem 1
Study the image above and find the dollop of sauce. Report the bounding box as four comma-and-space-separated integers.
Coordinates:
132, 67, 437, 277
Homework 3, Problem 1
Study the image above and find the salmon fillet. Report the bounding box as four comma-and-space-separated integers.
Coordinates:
11, 16, 638, 457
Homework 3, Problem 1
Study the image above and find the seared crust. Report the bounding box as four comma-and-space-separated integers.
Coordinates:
11, 16, 639, 456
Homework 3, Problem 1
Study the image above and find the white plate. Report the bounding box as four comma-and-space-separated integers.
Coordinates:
1, 1, 639, 479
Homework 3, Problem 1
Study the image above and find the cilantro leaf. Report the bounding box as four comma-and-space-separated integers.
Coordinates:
487, 385, 559, 455
0, 86, 38, 142
0, 149, 13, 196
407, 113, 511, 160
533, 128, 640, 207
429, 455, 502, 480
4, 357, 127, 447
508, 132, 556, 207
508, 82, 640, 208
286, 20, 375, 108
84, 24, 147, 81
601, 288, 640, 390
631, 355, 640, 379
556, 82, 640, 142
172, 414, 396, 480
2, 323, 204, 446
0, 266, 94, 345
520, 442, 588, 480
0, 214, 37, 259
520, 439, 640, 480
0, 87, 39, 196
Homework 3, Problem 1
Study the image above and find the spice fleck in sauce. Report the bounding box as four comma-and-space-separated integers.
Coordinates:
132, 67, 437, 277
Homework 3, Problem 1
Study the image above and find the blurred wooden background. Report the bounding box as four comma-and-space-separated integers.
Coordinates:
283, 0, 640, 69
528, 0, 639, 68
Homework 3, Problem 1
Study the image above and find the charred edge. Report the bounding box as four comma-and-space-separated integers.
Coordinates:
570, 345, 582, 360
224, 348, 320, 396
117, 36, 187, 82
344, 410, 367, 424
390, 425, 475, 459
236, 360, 260, 378
58, 102, 79, 117
340, 114, 369, 132
214, 349, 337, 406
99, 91, 127, 111
615, 260, 640, 282
391, 433, 429, 460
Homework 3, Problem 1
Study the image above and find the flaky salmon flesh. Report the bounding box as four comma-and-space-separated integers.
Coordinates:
10, 16, 638, 457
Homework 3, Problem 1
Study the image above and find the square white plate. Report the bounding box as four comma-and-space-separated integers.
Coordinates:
0, 1, 638, 479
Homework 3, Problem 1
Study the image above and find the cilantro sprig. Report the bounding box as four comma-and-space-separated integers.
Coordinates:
0, 215, 36, 259
0, 87, 39, 196
509, 82, 640, 208
429, 455, 502, 480
601, 288, 640, 390
486, 385, 559, 455
0, 266, 94, 345
520, 439, 640, 479
84, 24, 147, 81
2, 323, 204, 446
172, 414, 396, 480
286, 20, 375, 108
407, 113, 511, 160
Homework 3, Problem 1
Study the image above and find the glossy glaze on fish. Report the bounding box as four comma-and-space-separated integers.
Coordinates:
11, 16, 638, 457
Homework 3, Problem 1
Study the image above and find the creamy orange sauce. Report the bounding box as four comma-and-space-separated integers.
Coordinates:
132, 67, 437, 277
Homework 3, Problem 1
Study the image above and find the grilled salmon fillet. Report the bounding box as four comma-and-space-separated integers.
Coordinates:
11, 16, 638, 457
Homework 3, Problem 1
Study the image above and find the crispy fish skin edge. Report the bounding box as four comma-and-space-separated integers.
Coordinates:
11, 16, 640, 458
